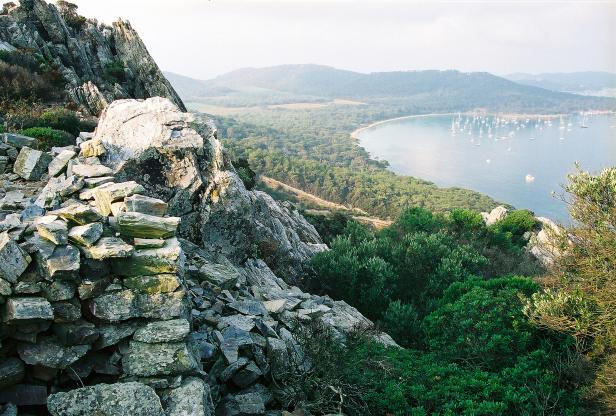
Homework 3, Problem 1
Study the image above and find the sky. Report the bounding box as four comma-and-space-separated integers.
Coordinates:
64, 0, 616, 80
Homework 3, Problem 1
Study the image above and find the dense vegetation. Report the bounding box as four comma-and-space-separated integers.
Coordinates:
215, 108, 498, 218
0, 49, 65, 102
286, 168, 614, 415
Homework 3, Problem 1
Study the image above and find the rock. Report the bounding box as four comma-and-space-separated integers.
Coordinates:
47, 382, 165, 416
0, 358, 25, 389
39, 244, 80, 280
3, 297, 53, 323
162, 377, 214, 416
219, 314, 256, 332
80, 237, 134, 260
111, 237, 184, 277
217, 385, 271, 416
48, 149, 76, 177
79, 139, 105, 157
68, 222, 103, 247
3, 133, 36, 149
484, 205, 509, 225
110, 201, 127, 216
51, 202, 103, 225
0, 155, 9, 174
53, 320, 99, 345
267, 337, 289, 380
93, 321, 140, 350
0, 277, 11, 296
93, 181, 145, 215
37, 220, 68, 245
71, 163, 114, 178
263, 299, 287, 314
122, 340, 200, 377
0, 384, 48, 406
41, 279, 76, 301
18, 336, 88, 368
84, 176, 115, 188
134, 237, 166, 249
228, 300, 268, 316
89, 289, 186, 322
125, 194, 168, 216
117, 211, 180, 238
232, 361, 262, 388
0, 190, 26, 210
198, 260, 243, 289
133, 319, 190, 343
77, 276, 111, 300
13, 146, 52, 180
220, 357, 249, 382
123, 274, 181, 294
0, 232, 31, 283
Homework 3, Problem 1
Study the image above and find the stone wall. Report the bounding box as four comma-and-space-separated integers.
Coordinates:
0, 98, 394, 415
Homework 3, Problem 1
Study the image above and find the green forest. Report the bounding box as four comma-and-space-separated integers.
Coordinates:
285, 167, 616, 415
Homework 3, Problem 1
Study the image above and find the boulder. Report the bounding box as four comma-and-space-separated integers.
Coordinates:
13, 147, 52, 180
483, 205, 509, 225
71, 163, 114, 178
117, 211, 179, 238
47, 382, 165, 416
39, 244, 80, 280
0, 232, 31, 283
79, 139, 105, 157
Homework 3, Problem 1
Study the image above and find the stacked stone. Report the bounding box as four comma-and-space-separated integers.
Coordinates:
0, 135, 210, 414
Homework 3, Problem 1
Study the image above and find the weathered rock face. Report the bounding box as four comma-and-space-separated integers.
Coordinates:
0, 0, 185, 115
97, 97, 326, 282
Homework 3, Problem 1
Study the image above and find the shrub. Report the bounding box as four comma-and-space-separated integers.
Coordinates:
103, 60, 126, 84
380, 300, 421, 348
21, 127, 75, 151
491, 209, 537, 246
39, 108, 80, 136
233, 158, 256, 190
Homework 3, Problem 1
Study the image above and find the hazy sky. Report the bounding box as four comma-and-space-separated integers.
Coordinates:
66, 0, 616, 80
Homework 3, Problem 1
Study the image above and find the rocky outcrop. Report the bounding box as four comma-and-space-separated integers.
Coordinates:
0, 98, 393, 415
0, 0, 185, 115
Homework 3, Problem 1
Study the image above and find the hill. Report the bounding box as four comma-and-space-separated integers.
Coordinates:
506, 71, 616, 97
185, 64, 616, 113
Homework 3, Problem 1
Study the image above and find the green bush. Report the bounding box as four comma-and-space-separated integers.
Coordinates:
104, 60, 126, 84
39, 109, 80, 136
21, 127, 75, 151
491, 209, 537, 246
233, 158, 256, 190
380, 300, 421, 348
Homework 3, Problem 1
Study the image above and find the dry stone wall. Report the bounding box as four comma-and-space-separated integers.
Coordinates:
0, 98, 394, 416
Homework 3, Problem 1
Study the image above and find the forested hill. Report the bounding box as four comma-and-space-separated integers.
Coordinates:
506, 71, 616, 95
166, 65, 616, 113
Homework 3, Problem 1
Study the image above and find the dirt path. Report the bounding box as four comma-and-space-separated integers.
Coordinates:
260, 176, 393, 229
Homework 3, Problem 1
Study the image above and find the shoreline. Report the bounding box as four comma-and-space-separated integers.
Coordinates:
350, 110, 616, 139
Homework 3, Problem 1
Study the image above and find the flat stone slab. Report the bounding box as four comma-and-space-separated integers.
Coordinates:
18, 336, 88, 369
124, 194, 168, 216
122, 340, 200, 377
71, 163, 113, 178
68, 222, 103, 247
3, 133, 36, 149
133, 238, 165, 249
80, 237, 134, 260
3, 297, 53, 322
13, 146, 52, 181
0, 231, 31, 283
37, 220, 68, 245
123, 274, 181, 294
117, 212, 179, 239
133, 319, 190, 343
94, 181, 145, 216
40, 244, 80, 280
111, 237, 184, 277
162, 377, 214, 416
0, 357, 25, 389
47, 382, 164, 416
89, 289, 186, 322
48, 149, 76, 177
51, 203, 103, 225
